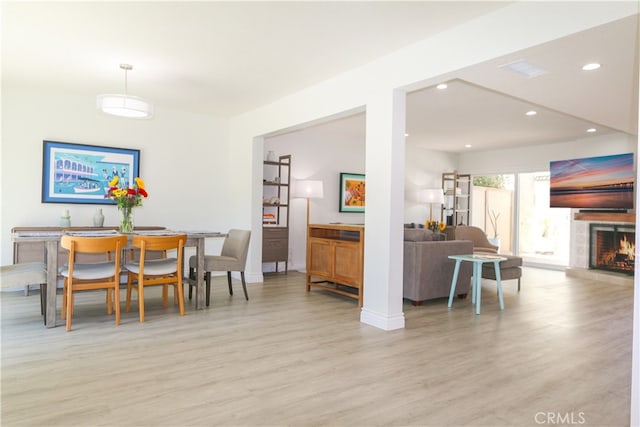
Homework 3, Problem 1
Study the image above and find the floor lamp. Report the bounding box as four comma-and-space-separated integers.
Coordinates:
292, 180, 324, 227
418, 188, 444, 222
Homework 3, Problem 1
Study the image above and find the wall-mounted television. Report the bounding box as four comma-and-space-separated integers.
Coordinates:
549, 153, 635, 210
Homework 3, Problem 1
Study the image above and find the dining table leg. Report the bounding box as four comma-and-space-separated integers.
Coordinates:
195, 236, 205, 309
45, 240, 58, 328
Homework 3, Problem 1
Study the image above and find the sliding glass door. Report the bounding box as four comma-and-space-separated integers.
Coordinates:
471, 172, 570, 268
517, 172, 570, 268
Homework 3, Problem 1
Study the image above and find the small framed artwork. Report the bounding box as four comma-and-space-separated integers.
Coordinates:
339, 172, 366, 213
42, 140, 140, 204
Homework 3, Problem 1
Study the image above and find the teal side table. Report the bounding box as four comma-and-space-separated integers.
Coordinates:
447, 254, 507, 314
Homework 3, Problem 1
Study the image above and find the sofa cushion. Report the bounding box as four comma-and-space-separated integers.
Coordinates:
482, 254, 523, 269
404, 229, 429, 241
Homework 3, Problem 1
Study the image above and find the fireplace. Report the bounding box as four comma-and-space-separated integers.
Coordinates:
589, 223, 635, 275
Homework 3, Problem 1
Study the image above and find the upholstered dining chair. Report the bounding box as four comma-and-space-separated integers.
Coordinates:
1, 262, 47, 323
188, 229, 251, 306
124, 234, 187, 323
60, 234, 128, 332
454, 226, 499, 253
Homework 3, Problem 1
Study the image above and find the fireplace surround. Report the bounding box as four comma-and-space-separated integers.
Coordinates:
589, 223, 635, 275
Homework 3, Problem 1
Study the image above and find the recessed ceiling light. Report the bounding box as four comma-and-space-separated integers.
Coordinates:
582, 63, 601, 71
436, 83, 448, 90
587, 128, 597, 133
465, 144, 472, 148
525, 110, 537, 116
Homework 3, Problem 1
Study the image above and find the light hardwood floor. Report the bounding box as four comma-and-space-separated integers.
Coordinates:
1, 268, 633, 426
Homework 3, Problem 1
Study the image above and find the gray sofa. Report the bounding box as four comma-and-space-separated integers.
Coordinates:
403, 229, 473, 305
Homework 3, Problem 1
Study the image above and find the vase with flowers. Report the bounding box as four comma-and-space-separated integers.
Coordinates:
105, 176, 148, 233
425, 219, 447, 237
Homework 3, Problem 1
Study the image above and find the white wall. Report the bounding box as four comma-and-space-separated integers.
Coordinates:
404, 144, 458, 224
458, 132, 637, 175
1, 86, 230, 265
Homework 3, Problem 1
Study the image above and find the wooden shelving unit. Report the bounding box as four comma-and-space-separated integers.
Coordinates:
262, 154, 291, 273
442, 171, 471, 226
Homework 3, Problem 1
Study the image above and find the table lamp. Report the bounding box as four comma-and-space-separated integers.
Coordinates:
293, 180, 324, 226
418, 188, 444, 221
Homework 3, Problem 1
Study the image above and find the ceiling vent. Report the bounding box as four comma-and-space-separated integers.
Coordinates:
500, 60, 548, 78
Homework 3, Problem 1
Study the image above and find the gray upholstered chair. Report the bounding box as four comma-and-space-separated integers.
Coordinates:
1, 262, 47, 323
454, 226, 523, 291
188, 229, 251, 306
454, 226, 499, 253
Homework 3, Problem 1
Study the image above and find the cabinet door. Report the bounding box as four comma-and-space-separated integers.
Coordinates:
262, 228, 288, 262
333, 241, 361, 286
308, 239, 332, 277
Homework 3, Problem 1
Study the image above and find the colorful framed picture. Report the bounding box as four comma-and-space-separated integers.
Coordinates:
41, 140, 140, 205
339, 172, 365, 213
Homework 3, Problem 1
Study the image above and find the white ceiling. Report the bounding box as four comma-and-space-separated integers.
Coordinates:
2, 2, 638, 153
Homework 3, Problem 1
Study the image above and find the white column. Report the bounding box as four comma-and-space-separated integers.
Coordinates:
360, 88, 406, 331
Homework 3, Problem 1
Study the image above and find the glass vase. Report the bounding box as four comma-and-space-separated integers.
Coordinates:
118, 206, 134, 233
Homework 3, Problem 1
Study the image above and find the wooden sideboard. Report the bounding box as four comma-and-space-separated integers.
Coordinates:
306, 223, 364, 307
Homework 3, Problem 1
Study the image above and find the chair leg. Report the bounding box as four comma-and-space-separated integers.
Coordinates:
113, 282, 121, 326
162, 284, 169, 308
188, 268, 195, 300
205, 272, 212, 307
177, 281, 185, 316
61, 280, 67, 320
240, 272, 248, 301
517, 277, 521, 292
125, 273, 134, 313
106, 289, 113, 315
66, 282, 73, 332
227, 271, 233, 295
138, 279, 145, 323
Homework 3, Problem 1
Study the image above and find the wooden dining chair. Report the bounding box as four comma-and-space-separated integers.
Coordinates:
124, 234, 187, 323
188, 229, 251, 306
60, 234, 128, 332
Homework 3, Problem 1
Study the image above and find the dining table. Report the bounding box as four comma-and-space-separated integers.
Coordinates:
11, 227, 225, 328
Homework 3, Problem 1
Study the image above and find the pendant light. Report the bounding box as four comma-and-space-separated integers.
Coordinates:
97, 64, 154, 119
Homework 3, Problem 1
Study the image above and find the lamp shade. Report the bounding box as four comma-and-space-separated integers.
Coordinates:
418, 188, 444, 204
293, 180, 324, 199
97, 94, 154, 118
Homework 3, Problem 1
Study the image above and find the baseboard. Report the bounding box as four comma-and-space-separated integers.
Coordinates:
360, 307, 405, 330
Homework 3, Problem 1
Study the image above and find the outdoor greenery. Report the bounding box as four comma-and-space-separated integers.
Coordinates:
473, 175, 507, 189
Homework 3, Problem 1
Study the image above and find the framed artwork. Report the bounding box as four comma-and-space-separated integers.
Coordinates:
42, 140, 140, 204
339, 172, 366, 212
